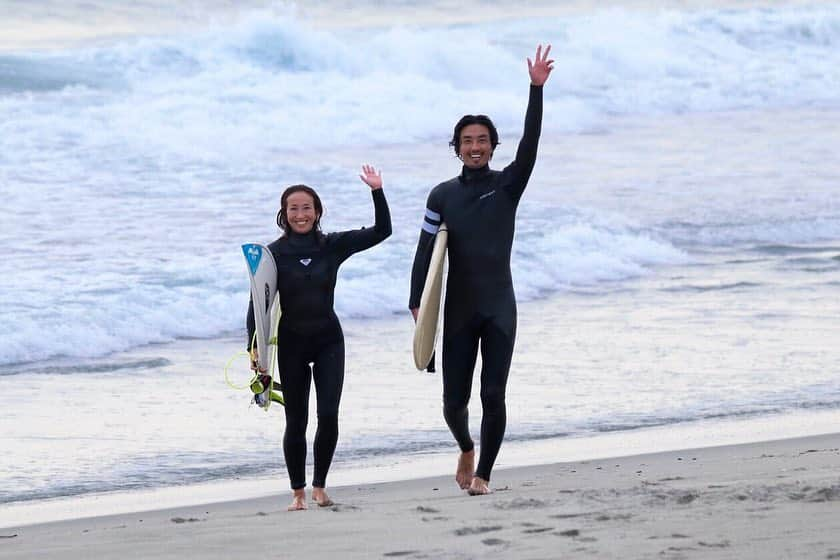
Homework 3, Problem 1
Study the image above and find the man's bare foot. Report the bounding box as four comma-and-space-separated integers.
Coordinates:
287, 489, 307, 511
312, 487, 334, 507
467, 476, 491, 496
456, 450, 475, 490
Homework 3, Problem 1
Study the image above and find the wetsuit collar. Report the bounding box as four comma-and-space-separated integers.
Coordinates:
459, 164, 491, 184
286, 229, 320, 247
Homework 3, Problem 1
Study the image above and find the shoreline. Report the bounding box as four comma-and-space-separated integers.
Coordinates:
3, 406, 840, 530
2, 431, 839, 559
5, 262, 839, 528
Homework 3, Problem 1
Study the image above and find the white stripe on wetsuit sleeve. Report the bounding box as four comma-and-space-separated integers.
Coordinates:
421, 207, 441, 234
422, 220, 439, 234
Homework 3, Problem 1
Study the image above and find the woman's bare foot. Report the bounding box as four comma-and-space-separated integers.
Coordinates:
312, 487, 334, 507
467, 476, 490, 496
287, 489, 307, 511
456, 450, 475, 490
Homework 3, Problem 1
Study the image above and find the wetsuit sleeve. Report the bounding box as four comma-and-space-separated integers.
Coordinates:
408, 191, 443, 309
501, 84, 543, 202
329, 188, 392, 260
246, 296, 256, 351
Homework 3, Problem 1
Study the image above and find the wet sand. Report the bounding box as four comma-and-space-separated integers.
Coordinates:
2, 432, 839, 559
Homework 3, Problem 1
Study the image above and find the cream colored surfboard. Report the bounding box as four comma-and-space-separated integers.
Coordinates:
413, 224, 447, 370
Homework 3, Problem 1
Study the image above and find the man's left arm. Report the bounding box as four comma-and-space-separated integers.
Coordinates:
504, 44, 553, 201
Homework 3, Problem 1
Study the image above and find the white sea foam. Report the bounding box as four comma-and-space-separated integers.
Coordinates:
0, 195, 684, 365
2, 5, 840, 365
2, 6, 840, 146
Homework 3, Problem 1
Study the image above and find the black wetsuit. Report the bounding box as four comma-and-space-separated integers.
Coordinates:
409, 85, 543, 482
247, 188, 391, 490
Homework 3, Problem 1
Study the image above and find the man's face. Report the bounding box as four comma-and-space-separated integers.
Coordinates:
458, 124, 493, 169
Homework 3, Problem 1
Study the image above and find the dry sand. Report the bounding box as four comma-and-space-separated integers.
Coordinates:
2, 433, 839, 559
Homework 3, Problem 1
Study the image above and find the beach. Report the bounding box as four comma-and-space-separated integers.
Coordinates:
2, 433, 839, 559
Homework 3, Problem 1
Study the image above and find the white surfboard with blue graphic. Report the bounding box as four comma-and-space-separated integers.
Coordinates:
242, 243, 281, 410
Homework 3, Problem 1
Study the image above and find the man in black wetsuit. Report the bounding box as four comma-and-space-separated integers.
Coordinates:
248, 165, 391, 510
409, 45, 554, 495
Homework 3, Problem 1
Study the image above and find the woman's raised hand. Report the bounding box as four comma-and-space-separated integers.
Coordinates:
359, 164, 383, 190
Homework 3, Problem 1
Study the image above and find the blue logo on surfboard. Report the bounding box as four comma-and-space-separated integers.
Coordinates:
242, 244, 262, 275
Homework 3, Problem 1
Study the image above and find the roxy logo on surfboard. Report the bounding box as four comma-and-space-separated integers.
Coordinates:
243, 244, 262, 275
300, 258, 312, 266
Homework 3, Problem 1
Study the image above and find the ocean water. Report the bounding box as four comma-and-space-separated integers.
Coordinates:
1, 0, 839, 507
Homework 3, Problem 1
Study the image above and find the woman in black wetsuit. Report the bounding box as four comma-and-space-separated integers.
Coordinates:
409, 45, 553, 495
247, 165, 391, 510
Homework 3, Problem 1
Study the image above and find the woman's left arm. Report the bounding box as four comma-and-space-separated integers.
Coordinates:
360, 165, 392, 239
331, 165, 392, 257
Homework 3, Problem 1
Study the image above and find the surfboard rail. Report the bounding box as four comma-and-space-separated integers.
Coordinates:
413, 224, 447, 370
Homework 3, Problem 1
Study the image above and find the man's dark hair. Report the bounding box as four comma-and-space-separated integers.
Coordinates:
449, 114, 500, 155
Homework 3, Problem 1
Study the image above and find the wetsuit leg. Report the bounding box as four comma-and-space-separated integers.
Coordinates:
276, 331, 312, 490
311, 335, 345, 489
441, 317, 481, 453
474, 318, 516, 482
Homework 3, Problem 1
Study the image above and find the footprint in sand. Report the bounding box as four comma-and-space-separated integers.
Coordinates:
554, 529, 580, 538
415, 506, 439, 513
549, 513, 589, 519
804, 485, 840, 502
382, 551, 420, 557
454, 525, 503, 536
675, 492, 698, 505
698, 540, 731, 548
482, 538, 508, 546
595, 513, 633, 521
522, 527, 553, 534
170, 517, 203, 524
327, 504, 360, 512
491, 497, 549, 510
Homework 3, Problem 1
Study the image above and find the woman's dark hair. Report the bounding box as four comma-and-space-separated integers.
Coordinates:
449, 114, 500, 156
276, 184, 324, 235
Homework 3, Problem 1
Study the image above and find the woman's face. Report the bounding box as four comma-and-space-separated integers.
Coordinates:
286, 191, 319, 234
